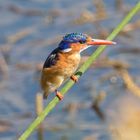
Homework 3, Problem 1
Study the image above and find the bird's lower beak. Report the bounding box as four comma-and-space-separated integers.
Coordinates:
87, 39, 116, 45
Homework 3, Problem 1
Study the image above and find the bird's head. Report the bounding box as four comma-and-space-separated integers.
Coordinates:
58, 33, 116, 53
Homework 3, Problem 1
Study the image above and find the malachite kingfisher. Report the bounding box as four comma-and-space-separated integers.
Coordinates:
41, 33, 116, 100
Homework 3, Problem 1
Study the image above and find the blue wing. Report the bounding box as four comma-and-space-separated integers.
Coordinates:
43, 48, 59, 68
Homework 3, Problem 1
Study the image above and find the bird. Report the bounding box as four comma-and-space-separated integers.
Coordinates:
40, 33, 116, 100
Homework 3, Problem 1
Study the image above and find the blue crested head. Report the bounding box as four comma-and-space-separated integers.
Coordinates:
58, 33, 87, 52
63, 33, 87, 43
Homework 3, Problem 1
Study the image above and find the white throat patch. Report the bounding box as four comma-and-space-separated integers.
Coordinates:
80, 45, 91, 53
61, 48, 72, 53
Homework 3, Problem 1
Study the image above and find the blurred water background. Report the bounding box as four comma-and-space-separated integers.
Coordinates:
0, 0, 140, 140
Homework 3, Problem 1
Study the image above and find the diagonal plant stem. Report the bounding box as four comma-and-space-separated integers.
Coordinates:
19, 2, 140, 140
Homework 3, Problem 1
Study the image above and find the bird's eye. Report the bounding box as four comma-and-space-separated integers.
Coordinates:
79, 40, 86, 44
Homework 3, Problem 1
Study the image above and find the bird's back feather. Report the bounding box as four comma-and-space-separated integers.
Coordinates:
43, 48, 59, 69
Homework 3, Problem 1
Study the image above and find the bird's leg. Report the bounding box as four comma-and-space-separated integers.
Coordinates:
70, 75, 78, 83
55, 90, 63, 100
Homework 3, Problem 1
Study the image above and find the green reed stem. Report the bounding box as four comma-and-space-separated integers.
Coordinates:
19, 2, 140, 140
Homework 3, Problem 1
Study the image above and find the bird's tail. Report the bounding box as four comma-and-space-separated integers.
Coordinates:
43, 92, 49, 99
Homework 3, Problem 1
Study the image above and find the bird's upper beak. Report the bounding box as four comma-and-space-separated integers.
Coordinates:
87, 39, 116, 46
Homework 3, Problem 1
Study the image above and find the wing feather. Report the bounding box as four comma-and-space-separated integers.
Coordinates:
43, 48, 59, 68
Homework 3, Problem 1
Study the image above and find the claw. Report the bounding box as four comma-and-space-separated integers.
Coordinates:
55, 90, 63, 100
71, 75, 78, 83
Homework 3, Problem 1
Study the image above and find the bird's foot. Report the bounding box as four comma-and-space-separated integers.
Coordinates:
71, 75, 78, 83
55, 90, 63, 100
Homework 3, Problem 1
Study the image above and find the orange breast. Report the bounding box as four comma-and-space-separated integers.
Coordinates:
55, 52, 81, 78
40, 52, 81, 94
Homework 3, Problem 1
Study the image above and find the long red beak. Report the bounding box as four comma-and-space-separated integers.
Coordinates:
87, 39, 116, 45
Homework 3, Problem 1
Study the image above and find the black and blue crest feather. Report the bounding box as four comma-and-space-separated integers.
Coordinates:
58, 33, 87, 51
63, 33, 87, 43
